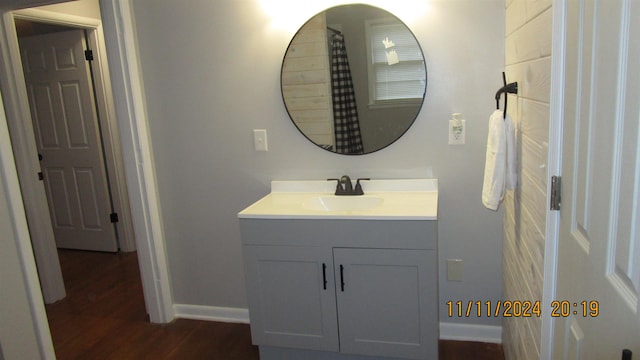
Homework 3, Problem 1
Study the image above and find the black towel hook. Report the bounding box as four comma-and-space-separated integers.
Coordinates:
495, 72, 518, 119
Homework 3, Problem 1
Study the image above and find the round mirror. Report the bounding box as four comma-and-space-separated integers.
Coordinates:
281, 4, 427, 155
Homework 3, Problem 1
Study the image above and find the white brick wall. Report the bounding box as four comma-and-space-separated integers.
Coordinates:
281, 14, 334, 147
503, 1, 552, 359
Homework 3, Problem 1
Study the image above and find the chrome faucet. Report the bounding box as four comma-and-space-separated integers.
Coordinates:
328, 176, 370, 196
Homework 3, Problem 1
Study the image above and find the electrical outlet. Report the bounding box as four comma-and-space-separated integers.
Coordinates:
447, 259, 463, 281
448, 119, 466, 145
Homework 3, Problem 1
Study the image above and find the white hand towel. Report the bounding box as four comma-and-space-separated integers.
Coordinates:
482, 110, 517, 210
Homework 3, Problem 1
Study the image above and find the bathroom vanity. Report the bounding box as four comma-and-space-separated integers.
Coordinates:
238, 179, 439, 360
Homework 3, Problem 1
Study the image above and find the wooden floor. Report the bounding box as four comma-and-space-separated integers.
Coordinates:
46, 250, 504, 359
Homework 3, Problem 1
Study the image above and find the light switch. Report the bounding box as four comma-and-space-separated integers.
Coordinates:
253, 129, 268, 151
447, 259, 463, 282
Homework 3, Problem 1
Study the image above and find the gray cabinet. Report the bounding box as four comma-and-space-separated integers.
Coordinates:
240, 219, 438, 360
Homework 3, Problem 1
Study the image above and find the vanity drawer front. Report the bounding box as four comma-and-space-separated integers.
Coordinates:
239, 219, 437, 250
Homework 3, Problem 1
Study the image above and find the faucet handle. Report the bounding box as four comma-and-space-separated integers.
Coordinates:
354, 178, 370, 195
327, 178, 343, 194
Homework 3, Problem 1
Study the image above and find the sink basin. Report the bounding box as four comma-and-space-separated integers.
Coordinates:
302, 196, 383, 211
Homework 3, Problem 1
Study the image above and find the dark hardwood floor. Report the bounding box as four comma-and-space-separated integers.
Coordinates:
46, 250, 504, 359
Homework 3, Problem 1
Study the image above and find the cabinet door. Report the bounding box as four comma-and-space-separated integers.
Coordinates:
243, 245, 339, 351
333, 248, 438, 359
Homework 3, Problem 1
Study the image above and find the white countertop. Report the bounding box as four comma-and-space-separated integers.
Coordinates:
238, 179, 438, 220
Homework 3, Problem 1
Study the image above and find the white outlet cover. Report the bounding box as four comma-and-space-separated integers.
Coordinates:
447, 259, 463, 282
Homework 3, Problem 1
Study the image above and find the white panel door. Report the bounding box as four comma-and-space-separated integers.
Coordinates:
554, 0, 640, 358
19, 29, 118, 252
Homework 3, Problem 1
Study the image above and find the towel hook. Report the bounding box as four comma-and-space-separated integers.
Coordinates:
495, 72, 518, 119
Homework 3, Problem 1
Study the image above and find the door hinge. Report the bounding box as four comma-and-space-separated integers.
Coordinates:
38, 172, 43, 181
550, 176, 561, 211
110, 212, 119, 223
84, 50, 94, 61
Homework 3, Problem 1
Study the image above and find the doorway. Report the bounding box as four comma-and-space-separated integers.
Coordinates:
0, 2, 173, 356
6, 7, 145, 356
5, 6, 138, 306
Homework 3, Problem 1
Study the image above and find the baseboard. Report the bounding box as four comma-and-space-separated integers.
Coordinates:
173, 305, 501, 344
439, 322, 502, 344
173, 304, 250, 324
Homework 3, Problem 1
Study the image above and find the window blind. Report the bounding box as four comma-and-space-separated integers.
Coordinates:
367, 21, 426, 103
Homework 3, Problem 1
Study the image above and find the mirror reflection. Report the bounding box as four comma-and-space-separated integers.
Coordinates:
281, 4, 427, 155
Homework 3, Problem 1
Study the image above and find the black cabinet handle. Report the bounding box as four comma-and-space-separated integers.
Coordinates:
340, 265, 345, 292
622, 349, 632, 360
322, 263, 327, 290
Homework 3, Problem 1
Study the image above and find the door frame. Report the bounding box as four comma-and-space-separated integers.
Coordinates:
0, 0, 173, 355
96, 0, 174, 323
541, 0, 566, 358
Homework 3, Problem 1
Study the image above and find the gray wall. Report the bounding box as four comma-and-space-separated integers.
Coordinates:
131, 0, 505, 327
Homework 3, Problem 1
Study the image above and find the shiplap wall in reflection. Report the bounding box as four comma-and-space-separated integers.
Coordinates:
281, 14, 334, 148
503, 0, 552, 359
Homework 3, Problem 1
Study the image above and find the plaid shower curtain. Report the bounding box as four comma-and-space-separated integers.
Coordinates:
331, 33, 364, 154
